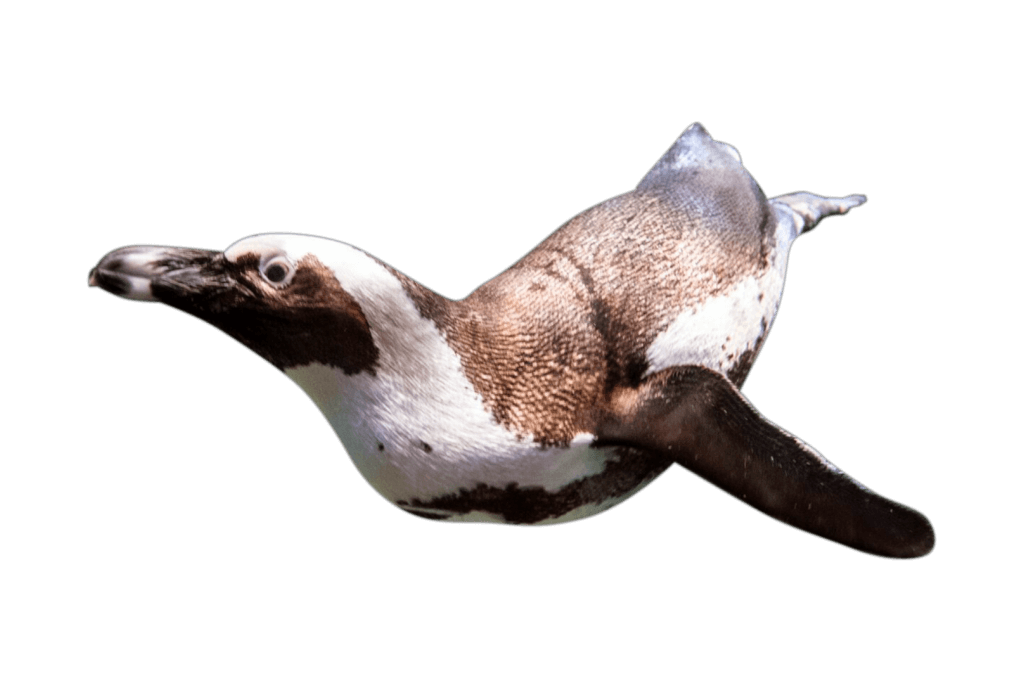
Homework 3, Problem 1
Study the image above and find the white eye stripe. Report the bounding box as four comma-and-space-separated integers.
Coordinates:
261, 255, 295, 287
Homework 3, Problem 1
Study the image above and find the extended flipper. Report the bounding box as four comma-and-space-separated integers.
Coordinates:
771, 192, 866, 234
596, 366, 934, 558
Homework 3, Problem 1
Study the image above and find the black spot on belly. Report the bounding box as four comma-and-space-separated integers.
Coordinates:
395, 447, 672, 524
419, 441, 433, 453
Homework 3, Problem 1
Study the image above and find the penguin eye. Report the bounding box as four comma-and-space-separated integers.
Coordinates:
261, 257, 293, 286
266, 263, 287, 282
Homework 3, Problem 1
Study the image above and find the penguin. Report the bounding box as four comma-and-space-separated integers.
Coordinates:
89, 123, 934, 558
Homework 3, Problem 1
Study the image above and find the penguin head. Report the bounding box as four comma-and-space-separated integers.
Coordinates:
90, 234, 380, 374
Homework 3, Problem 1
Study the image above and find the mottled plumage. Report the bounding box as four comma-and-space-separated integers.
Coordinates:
90, 123, 934, 557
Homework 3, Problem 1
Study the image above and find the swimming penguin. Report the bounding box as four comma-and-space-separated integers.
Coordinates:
89, 123, 934, 558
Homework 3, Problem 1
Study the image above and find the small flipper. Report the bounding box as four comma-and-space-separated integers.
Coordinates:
771, 192, 866, 234
596, 366, 934, 558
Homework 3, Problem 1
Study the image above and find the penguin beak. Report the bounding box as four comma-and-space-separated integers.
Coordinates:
89, 245, 227, 302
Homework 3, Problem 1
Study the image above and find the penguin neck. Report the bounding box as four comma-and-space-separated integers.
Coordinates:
280, 248, 484, 446
282, 244, 458, 385
280, 260, 544, 502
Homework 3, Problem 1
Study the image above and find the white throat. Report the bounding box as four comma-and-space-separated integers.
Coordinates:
280, 240, 604, 503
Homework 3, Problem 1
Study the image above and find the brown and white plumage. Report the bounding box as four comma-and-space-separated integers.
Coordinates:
89, 123, 933, 557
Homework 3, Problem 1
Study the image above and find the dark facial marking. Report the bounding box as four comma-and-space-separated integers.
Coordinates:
154, 253, 379, 374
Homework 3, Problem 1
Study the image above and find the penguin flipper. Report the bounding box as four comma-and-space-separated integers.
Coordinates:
596, 366, 934, 558
770, 192, 866, 234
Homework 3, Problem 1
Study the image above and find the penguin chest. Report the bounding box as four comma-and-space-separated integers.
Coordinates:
644, 230, 795, 382
285, 362, 671, 524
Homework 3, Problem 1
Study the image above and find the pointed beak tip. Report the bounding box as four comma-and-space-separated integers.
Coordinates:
89, 244, 223, 302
